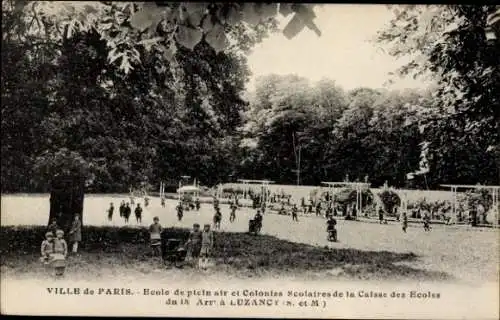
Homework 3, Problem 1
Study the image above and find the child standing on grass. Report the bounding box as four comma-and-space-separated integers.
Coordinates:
149, 216, 162, 257
199, 224, 214, 270
119, 201, 125, 218
229, 202, 237, 223
52, 229, 68, 277
124, 203, 131, 223
378, 208, 384, 224
186, 223, 202, 266
40, 232, 55, 265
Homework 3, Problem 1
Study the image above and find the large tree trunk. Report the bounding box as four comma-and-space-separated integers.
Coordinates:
48, 175, 85, 232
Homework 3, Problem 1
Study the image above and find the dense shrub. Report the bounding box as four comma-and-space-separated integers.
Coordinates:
378, 190, 401, 214
334, 188, 373, 208
461, 189, 493, 212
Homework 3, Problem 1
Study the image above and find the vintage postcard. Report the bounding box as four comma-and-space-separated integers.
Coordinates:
1, 2, 499, 319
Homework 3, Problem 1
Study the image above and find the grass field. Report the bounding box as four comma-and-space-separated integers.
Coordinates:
1, 194, 498, 285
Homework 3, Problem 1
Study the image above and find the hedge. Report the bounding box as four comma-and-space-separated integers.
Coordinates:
0, 226, 190, 256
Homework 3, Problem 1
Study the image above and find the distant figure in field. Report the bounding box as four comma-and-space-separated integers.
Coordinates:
394, 206, 400, 221
326, 215, 337, 242
316, 201, 322, 216
124, 203, 131, 223
333, 206, 339, 217
161, 197, 165, 208
213, 197, 220, 210
68, 214, 82, 254
195, 198, 201, 211
176, 202, 184, 221
308, 199, 313, 214
229, 202, 237, 223
277, 203, 285, 215
292, 204, 299, 222
149, 216, 162, 257
107, 202, 114, 221
130, 196, 135, 206
144, 196, 149, 208
469, 206, 478, 226
378, 208, 384, 224
119, 201, 125, 217
213, 207, 222, 230
402, 212, 408, 233
135, 203, 143, 224
325, 205, 333, 219
254, 210, 263, 232
423, 212, 431, 231
300, 197, 305, 208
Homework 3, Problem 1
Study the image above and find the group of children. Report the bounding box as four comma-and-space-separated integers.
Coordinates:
211, 199, 239, 230
40, 230, 68, 277
148, 216, 215, 270
41, 214, 82, 278
111, 201, 144, 224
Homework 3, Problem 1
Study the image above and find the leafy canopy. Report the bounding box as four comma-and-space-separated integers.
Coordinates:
19, 2, 322, 74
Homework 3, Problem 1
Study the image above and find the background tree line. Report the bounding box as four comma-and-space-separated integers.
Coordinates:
2, 3, 499, 193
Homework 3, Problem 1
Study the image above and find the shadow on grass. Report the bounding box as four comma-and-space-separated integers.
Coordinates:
0, 226, 451, 281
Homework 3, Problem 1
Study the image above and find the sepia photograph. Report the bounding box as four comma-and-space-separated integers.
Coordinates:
1, 2, 499, 318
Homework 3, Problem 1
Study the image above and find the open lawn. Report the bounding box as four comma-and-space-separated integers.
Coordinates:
1, 194, 498, 285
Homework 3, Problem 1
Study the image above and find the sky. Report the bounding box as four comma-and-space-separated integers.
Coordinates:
246, 4, 431, 92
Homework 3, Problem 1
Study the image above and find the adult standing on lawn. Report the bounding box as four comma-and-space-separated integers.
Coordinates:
68, 214, 82, 254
